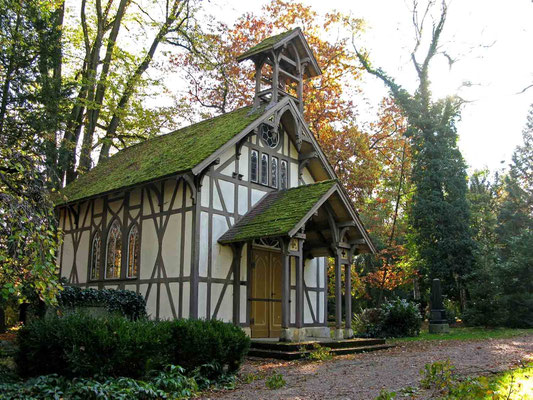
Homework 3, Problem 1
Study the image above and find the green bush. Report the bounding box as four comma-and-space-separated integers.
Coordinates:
16, 312, 250, 379
56, 286, 147, 320
17, 312, 172, 378
171, 319, 250, 374
354, 299, 421, 338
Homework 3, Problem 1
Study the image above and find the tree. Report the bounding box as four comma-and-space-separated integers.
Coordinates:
353, 0, 475, 306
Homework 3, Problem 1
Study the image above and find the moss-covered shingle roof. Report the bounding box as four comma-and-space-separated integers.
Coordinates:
219, 180, 337, 243
58, 105, 266, 204
237, 29, 299, 61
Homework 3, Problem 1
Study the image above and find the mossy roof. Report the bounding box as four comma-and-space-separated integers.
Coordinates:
219, 180, 337, 243
57, 105, 266, 205
237, 29, 299, 61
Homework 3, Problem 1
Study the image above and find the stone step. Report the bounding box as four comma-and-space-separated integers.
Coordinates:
250, 338, 386, 352
247, 343, 394, 360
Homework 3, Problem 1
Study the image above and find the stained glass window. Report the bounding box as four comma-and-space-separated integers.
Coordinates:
271, 157, 278, 188
250, 150, 258, 182
105, 220, 122, 279
280, 160, 288, 189
261, 153, 269, 185
127, 225, 140, 278
90, 232, 101, 280
260, 123, 279, 148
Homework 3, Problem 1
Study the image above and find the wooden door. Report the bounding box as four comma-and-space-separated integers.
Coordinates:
250, 249, 282, 338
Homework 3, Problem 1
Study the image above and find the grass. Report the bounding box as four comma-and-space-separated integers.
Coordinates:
480, 363, 533, 400
390, 326, 533, 343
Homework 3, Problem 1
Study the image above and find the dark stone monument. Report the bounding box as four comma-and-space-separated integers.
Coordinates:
429, 279, 450, 333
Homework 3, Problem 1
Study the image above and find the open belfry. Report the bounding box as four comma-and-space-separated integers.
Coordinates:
56, 28, 376, 345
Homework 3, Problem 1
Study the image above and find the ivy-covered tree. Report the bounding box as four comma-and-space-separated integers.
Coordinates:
353, 0, 475, 305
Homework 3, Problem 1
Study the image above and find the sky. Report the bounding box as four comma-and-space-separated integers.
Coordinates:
204, 0, 533, 172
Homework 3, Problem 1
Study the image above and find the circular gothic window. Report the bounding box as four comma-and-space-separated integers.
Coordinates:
260, 123, 280, 148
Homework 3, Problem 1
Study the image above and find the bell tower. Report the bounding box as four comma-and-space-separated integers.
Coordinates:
237, 28, 321, 112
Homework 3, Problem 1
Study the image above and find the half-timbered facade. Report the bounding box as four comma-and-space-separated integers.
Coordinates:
56, 28, 376, 341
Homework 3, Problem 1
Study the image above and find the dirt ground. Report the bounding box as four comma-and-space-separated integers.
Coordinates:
203, 334, 533, 400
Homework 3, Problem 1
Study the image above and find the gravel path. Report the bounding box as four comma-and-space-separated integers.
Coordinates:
203, 334, 532, 400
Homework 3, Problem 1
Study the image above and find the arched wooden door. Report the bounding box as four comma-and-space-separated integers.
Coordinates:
250, 248, 282, 338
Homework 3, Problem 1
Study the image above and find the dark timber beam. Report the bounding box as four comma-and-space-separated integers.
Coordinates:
231, 243, 244, 325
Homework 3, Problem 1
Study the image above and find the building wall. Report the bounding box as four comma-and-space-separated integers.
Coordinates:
58, 178, 194, 320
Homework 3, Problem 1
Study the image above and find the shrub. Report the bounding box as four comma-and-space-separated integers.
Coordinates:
307, 343, 332, 361
16, 313, 250, 379
56, 286, 147, 320
354, 299, 421, 338
379, 299, 422, 337
352, 308, 384, 338
170, 319, 250, 374
16, 312, 172, 378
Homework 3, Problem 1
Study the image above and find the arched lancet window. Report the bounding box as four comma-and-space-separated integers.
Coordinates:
250, 150, 258, 182
106, 220, 122, 279
271, 157, 278, 188
260, 153, 269, 185
90, 232, 101, 280
127, 224, 140, 278
280, 160, 288, 189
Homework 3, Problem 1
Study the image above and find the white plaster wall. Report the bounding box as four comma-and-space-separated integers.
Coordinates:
162, 213, 182, 278
169, 282, 180, 318
159, 286, 173, 320
146, 286, 157, 319
238, 185, 247, 215
94, 197, 104, 215
304, 296, 313, 324
289, 141, 298, 159
140, 219, 158, 280
290, 289, 296, 324
218, 180, 235, 213
211, 283, 233, 322
182, 282, 190, 319
319, 292, 325, 323
239, 146, 249, 181
108, 198, 123, 222
61, 234, 74, 280
318, 258, 325, 288
304, 258, 317, 287
198, 282, 207, 319
218, 148, 234, 169
75, 231, 89, 283
199, 212, 209, 277
183, 211, 193, 277
163, 180, 178, 211
212, 215, 231, 279
201, 176, 210, 208
290, 162, 298, 187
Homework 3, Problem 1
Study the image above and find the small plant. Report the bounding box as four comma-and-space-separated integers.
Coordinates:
265, 372, 286, 390
420, 360, 455, 390
374, 389, 397, 399
308, 343, 332, 361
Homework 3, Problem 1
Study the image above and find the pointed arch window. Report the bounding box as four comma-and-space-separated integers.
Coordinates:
271, 157, 278, 188
105, 220, 122, 279
90, 232, 101, 280
260, 153, 269, 185
280, 160, 288, 189
250, 150, 258, 182
127, 224, 140, 278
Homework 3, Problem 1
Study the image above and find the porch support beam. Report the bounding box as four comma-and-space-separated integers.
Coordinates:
231, 243, 244, 325
334, 247, 343, 339
295, 238, 304, 329
281, 239, 290, 330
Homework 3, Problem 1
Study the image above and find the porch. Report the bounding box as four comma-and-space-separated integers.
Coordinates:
219, 180, 376, 342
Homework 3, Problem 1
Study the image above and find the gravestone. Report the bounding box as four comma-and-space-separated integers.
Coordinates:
429, 279, 450, 333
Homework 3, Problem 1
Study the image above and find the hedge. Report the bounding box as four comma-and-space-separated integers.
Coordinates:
16, 312, 250, 379
56, 286, 147, 320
